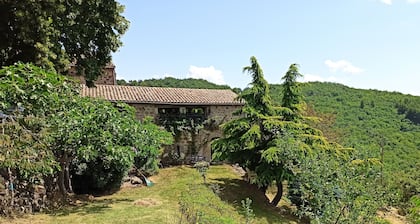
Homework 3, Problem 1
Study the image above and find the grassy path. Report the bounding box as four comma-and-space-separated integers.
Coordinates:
0, 165, 300, 224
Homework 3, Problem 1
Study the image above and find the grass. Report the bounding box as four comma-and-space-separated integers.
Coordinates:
0, 165, 301, 224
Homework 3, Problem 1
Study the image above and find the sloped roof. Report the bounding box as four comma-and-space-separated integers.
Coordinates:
81, 85, 243, 105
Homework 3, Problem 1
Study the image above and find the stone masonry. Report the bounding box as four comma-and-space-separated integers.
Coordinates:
78, 65, 244, 164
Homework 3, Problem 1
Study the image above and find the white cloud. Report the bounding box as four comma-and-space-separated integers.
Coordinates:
407, 0, 420, 3
378, 0, 420, 5
325, 60, 364, 74
380, 0, 392, 5
187, 65, 225, 85
300, 74, 339, 83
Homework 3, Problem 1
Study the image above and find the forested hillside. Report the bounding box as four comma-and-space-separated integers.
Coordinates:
271, 82, 420, 203
117, 77, 232, 90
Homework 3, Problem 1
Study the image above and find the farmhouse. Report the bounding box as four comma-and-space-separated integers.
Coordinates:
75, 65, 243, 164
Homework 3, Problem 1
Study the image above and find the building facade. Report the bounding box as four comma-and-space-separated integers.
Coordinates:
78, 66, 243, 164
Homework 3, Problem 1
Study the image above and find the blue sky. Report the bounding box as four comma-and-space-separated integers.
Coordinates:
112, 0, 420, 96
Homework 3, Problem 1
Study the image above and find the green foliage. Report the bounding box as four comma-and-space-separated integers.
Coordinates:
212, 57, 345, 208
117, 77, 231, 89
0, 63, 76, 116
179, 184, 237, 224
0, 116, 57, 177
408, 195, 420, 223
241, 198, 255, 224
396, 98, 420, 125
50, 98, 172, 193
133, 117, 173, 175
240, 56, 273, 115
281, 63, 304, 120
194, 161, 210, 183
0, 0, 129, 85
288, 150, 386, 223
1, 63, 172, 198
271, 81, 420, 214
0, 63, 74, 177
0, 63, 77, 215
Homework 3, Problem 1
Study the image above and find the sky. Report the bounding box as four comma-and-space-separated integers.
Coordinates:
112, 0, 420, 96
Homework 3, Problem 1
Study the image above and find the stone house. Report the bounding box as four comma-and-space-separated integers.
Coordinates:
77, 66, 243, 164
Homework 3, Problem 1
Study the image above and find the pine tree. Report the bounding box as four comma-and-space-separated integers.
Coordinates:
212, 57, 344, 206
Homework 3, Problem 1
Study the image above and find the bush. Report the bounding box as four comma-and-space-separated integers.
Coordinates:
71, 148, 134, 194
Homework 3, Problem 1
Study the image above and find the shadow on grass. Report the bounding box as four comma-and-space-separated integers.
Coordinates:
211, 178, 305, 224
49, 198, 133, 217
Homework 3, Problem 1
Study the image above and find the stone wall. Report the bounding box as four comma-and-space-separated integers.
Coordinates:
207, 105, 242, 124
125, 103, 242, 164
68, 64, 116, 85
128, 103, 157, 121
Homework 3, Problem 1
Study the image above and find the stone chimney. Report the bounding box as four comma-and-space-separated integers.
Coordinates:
68, 62, 117, 85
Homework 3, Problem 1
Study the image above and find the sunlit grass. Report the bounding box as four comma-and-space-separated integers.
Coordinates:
0, 165, 301, 224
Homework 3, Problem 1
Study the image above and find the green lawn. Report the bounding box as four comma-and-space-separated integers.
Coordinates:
0, 165, 301, 224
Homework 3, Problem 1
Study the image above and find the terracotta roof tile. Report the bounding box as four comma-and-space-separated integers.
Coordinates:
81, 85, 244, 105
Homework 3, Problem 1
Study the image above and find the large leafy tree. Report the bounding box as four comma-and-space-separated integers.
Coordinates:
0, 64, 76, 179
212, 57, 344, 206
1, 63, 172, 200
0, 0, 129, 86
50, 98, 173, 194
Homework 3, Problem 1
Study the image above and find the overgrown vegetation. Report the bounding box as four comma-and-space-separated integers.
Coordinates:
0, 63, 172, 215
270, 82, 420, 218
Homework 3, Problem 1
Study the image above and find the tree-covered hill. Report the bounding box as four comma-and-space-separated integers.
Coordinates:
271, 82, 420, 202
117, 77, 232, 90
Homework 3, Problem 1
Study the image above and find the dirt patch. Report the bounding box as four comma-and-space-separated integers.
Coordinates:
133, 198, 162, 207
377, 207, 409, 224
230, 164, 246, 177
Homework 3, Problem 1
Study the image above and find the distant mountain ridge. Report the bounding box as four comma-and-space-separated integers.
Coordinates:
117, 77, 231, 90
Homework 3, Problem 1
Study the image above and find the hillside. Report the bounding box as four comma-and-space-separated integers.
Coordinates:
117, 77, 232, 90
271, 82, 420, 202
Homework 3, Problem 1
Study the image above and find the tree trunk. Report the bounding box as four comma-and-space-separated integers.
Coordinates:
58, 165, 66, 196
259, 185, 268, 194
259, 185, 270, 203
64, 162, 73, 193
58, 152, 69, 196
270, 181, 283, 206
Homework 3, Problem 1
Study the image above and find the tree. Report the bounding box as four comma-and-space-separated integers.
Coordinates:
0, 0, 129, 86
0, 64, 76, 177
281, 63, 304, 121
0, 63, 76, 212
212, 57, 344, 206
1, 63, 172, 199
49, 97, 173, 195
288, 150, 386, 223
